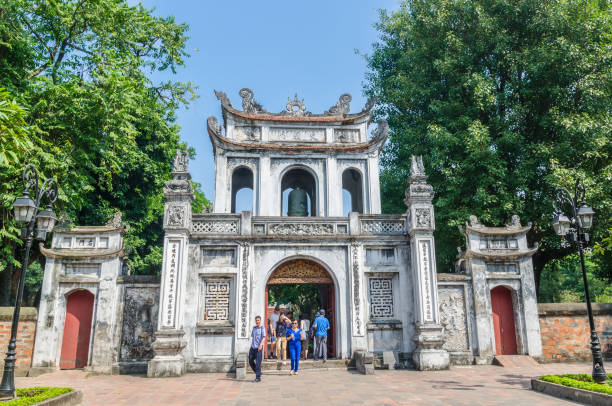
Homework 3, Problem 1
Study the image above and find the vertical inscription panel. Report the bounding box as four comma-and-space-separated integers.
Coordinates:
418, 240, 434, 322
162, 239, 182, 328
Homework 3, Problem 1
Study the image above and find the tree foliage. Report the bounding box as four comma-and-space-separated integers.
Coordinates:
365, 0, 612, 294
0, 0, 208, 304
268, 284, 322, 319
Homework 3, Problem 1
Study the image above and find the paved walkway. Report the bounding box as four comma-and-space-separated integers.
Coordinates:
16, 362, 591, 405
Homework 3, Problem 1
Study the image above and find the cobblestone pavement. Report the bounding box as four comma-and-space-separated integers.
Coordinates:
16, 362, 592, 405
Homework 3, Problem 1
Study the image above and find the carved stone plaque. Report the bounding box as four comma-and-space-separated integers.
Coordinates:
334, 129, 359, 143
438, 286, 469, 352
233, 126, 261, 141
269, 127, 325, 143
120, 287, 159, 361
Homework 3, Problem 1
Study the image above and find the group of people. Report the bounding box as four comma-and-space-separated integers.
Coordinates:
248, 305, 331, 382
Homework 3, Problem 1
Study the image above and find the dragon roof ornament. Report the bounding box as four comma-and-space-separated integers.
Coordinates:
213, 89, 375, 120
324, 93, 352, 116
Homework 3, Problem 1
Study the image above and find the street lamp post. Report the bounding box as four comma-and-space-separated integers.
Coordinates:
551, 179, 607, 384
0, 165, 58, 400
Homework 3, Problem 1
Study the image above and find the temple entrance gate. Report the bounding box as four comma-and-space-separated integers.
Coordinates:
264, 259, 336, 358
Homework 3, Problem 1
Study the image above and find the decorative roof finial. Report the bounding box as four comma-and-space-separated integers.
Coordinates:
468, 215, 483, 228
239, 88, 265, 114
362, 97, 377, 113
371, 120, 389, 141
324, 93, 352, 116
283, 94, 310, 117
173, 150, 189, 173
506, 215, 522, 229
214, 90, 232, 107
410, 155, 426, 180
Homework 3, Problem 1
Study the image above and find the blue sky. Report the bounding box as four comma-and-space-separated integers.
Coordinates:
137, 1, 401, 202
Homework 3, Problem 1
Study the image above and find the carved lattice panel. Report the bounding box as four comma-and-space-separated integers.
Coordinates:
192, 219, 239, 234
369, 278, 394, 318
361, 220, 404, 235
203, 278, 231, 321
267, 259, 333, 285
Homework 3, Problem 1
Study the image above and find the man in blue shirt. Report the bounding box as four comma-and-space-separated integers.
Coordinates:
312, 309, 330, 362
249, 315, 266, 382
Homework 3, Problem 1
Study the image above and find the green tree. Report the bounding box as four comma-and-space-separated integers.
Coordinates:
539, 254, 612, 303
365, 0, 612, 295
0, 0, 208, 304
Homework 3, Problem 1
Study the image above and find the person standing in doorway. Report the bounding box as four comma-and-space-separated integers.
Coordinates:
311, 311, 319, 359
249, 316, 266, 382
275, 313, 289, 364
286, 319, 302, 375
268, 305, 280, 359
312, 309, 330, 362
299, 314, 310, 359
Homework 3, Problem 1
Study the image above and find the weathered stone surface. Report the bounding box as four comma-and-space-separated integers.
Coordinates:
120, 286, 159, 362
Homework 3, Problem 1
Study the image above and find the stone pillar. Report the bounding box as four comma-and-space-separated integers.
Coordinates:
367, 154, 381, 214
404, 156, 449, 370
213, 151, 227, 213
327, 157, 341, 216
148, 151, 193, 377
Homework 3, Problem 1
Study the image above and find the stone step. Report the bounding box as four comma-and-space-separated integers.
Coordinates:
247, 359, 350, 373
493, 355, 540, 368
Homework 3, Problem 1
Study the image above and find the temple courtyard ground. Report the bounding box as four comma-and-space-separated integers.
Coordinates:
16, 362, 593, 405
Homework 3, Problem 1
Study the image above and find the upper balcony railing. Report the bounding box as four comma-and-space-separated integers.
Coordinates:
190, 213, 407, 237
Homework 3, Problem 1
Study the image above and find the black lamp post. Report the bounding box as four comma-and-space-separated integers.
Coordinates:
551, 179, 607, 384
0, 165, 58, 400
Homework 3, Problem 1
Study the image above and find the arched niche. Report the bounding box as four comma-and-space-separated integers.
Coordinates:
281, 167, 317, 216
231, 166, 254, 213
342, 168, 363, 215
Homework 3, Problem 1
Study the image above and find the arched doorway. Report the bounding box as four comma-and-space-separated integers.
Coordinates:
60, 290, 94, 369
264, 259, 336, 358
231, 166, 254, 213
491, 286, 518, 355
342, 168, 363, 215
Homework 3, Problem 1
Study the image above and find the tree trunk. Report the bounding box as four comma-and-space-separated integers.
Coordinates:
0, 262, 13, 306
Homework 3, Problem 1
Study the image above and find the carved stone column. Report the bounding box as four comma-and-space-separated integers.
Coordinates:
405, 156, 449, 370
148, 151, 193, 377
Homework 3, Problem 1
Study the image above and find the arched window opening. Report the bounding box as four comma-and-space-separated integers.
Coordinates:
281, 167, 317, 216
231, 167, 253, 213
342, 168, 363, 215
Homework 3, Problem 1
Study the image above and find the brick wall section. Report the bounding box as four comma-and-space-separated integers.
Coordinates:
0, 307, 37, 375
538, 303, 612, 363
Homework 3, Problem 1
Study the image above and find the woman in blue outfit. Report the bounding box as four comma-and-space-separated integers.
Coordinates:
286, 319, 302, 375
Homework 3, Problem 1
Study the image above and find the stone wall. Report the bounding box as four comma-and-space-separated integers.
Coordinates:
118, 275, 160, 374
0, 307, 37, 375
538, 303, 612, 362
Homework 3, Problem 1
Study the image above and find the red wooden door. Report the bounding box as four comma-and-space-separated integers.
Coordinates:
60, 290, 94, 369
491, 286, 518, 355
